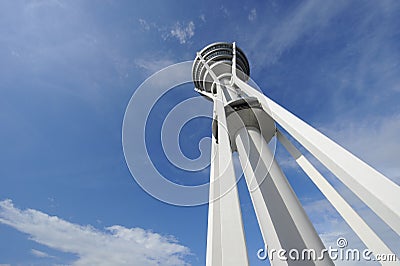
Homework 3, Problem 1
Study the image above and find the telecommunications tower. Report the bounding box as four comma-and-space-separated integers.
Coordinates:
192, 42, 400, 266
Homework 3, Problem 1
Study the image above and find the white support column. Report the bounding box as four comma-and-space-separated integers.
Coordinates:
234, 76, 400, 235
236, 126, 333, 265
198, 49, 249, 265
277, 130, 399, 266
205, 84, 249, 266
206, 111, 222, 266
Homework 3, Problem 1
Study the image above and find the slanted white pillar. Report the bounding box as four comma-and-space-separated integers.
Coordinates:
206, 117, 222, 266
236, 126, 333, 265
277, 130, 399, 265
234, 76, 400, 236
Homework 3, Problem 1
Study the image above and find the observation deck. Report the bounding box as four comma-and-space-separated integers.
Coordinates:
192, 42, 250, 93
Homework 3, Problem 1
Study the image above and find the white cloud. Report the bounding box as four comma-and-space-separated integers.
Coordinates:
25, 0, 65, 10
139, 18, 151, 31
137, 19, 195, 45
170, 21, 195, 44
199, 14, 206, 23
31, 249, 54, 258
303, 199, 350, 241
220, 5, 229, 17
0, 199, 190, 266
248, 8, 257, 21
135, 57, 176, 74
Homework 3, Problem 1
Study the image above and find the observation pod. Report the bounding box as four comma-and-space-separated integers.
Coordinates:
192, 42, 250, 95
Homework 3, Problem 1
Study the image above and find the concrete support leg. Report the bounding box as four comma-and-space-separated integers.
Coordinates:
206, 90, 249, 266
236, 127, 333, 265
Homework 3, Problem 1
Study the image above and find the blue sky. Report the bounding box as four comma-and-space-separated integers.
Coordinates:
0, 0, 399, 265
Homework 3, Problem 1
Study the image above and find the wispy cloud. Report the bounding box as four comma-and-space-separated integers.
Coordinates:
170, 21, 195, 44
0, 199, 190, 266
220, 5, 229, 17
137, 19, 195, 45
248, 8, 257, 21
139, 18, 151, 31
248, 1, 349, 65
31, 249, 54, 258
135, 57, 176, 75
25, 0, 65, 10
302, 199, 347, 244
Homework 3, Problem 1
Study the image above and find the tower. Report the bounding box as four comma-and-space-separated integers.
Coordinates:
192, 42, 400, 265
